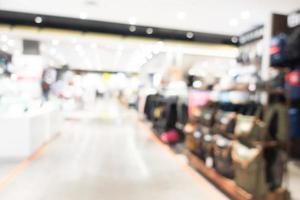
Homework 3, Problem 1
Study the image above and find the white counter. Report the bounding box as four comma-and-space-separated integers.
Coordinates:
0, 105, 62, 159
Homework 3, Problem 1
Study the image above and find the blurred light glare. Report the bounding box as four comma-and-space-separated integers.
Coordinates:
186, 32, 194, 39
128, 17, 137, 25
241, 11, 251, 20
1, 35, 8, 42
1, 45, 8, 52
80, 12, 88, 19
129, 25, 136, 32
177, 11, 186, 20
146, 28, 154, 35
229, 19, 239, 27
52, 39, 60, 46
8, 40, 15, 47
34, 16, 43, 24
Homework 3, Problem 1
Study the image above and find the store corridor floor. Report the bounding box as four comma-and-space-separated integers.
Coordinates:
0, 101, 227, 200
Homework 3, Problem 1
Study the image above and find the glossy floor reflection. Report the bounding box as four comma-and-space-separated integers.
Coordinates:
0, 100, 228, 200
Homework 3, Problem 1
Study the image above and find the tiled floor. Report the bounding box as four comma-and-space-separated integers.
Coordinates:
0, 100, 228, 200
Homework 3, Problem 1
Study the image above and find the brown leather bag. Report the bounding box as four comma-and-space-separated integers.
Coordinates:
184, 123, 197, 152
213, 135, 234, 178
213, 111, 237, 136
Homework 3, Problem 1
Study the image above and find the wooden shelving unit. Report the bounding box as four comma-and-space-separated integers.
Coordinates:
185, 150, 290, 200
185, 150, 253, 200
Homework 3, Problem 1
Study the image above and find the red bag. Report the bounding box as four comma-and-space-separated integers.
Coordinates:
160, 130, 179, 144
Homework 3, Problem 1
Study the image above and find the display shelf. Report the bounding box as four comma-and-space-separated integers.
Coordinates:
185, 150, 290, 200
185, 150, 253, 200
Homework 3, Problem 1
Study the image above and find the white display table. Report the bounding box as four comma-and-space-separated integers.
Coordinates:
0, 105, 62, 159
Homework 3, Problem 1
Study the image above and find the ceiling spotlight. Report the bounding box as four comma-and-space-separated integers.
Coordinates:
128, 17, 137, 25
80, 12, 88, 20
177, 11, 186, 20
146, 28, 154, 35
129, 25, 136, 32
231, 37, 238, 43
186, 32, 194, 39
229, 19, 239, 27
241, 11, 250, 20
34, 16, 43, 24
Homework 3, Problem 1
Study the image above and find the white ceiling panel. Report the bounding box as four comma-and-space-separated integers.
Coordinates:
0, 0, 299, 35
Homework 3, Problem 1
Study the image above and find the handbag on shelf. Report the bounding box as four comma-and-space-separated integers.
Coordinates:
213, 111, 237, 136
229, 91, 251, 104
202, 133, 215, 167
184, 123, 198, 152
234, 114, 266, 143
160, 129, 180, 144
285, 69, 300, 101
270, 34, 288, 67
232, 142, 268, 197
264, 103, 288, 142
200, 107, 216, 127
192, 128, 206, 160
264, 148, 288, 191
213, 135, 234, 178
288, 107, 300, 139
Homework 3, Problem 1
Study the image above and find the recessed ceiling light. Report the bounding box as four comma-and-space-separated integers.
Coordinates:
128, 17, 137, 25
186, 32, 194, 39
231, 37, 238, 43
146, 28, 154, 35
229, 19, 239, 27
241, 11, 250, 20
80, 12, 88, 20
34, 16, 43, 24
129, 25, 136, 32
177, 11, 186, 20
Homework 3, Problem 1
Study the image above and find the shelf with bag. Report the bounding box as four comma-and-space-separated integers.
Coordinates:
182, 17, 293, 199
269, 11, 300, 160
135, 13, 297, 199
183, 97, 290, 199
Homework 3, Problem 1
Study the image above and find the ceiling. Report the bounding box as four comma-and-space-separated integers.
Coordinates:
0, 27, 238, 72
0, 0, 298, 35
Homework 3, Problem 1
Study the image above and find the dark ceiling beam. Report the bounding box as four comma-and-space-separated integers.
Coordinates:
0, 10, 237, 45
